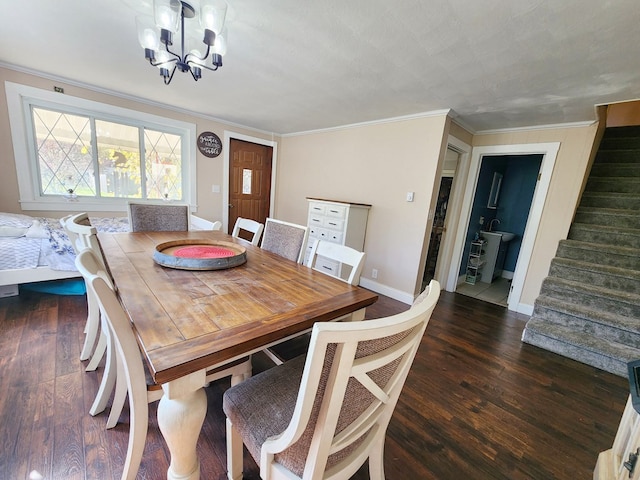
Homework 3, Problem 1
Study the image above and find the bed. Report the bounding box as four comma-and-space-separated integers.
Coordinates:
0, 212, 130, 292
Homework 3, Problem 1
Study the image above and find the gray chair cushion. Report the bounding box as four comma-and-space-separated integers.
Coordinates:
224, 355, 306, 464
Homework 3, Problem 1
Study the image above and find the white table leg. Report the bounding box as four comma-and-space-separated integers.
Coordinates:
158, 370, 208, 480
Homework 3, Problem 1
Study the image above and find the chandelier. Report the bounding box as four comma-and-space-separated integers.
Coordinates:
136, 0, 228, 85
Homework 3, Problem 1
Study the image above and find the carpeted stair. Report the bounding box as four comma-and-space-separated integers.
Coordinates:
522, 125, 640, 376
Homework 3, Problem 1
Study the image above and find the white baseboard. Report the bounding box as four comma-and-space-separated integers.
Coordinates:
514, 303, 534, 315
359, 278, 414, 305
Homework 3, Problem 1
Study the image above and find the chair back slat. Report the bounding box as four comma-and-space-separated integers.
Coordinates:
231, 217, 264, 246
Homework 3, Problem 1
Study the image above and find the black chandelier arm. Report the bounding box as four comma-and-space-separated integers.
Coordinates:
185, 44, 212, 65
189, 67, 201, 81
148, 56, 179, 68
197, 63, 220, 73
163, 65, 178, 85
161, 41, 184, 62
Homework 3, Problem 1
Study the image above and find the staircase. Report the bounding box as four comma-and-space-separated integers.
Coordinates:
522, 125, 640, 376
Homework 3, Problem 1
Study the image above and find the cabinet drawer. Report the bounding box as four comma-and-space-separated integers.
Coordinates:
308, 226, 322, 238
325, 204, 346, 218
324, 230, 343, 243
308, 214, 325, 227
314, 255, 340, 276
323, 217, 344, 231
308, 203, 327, 216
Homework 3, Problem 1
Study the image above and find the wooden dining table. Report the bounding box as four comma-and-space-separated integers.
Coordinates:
97, 230, 378, 480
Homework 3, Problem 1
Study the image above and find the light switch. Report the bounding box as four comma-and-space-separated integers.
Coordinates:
212, 184, 220, 193
406, 191, 414, 202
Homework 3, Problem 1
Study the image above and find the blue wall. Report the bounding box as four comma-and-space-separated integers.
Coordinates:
459, 154, 543, 277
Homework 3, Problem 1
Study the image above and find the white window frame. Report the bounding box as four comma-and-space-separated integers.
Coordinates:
5, 81, 197, 212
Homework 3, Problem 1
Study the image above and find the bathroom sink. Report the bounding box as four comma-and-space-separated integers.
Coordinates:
493, 231, 515, 242
481, 231, 515, 242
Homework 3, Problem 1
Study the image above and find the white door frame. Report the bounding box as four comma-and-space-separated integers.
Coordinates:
431, 135, 472, 286
446, 142, 560, 313
222, 131, 278, 231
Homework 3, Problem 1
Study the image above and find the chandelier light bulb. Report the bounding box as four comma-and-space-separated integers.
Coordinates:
136, 16, 160, 50
213, 30, 227, 56
200, 0, 227, 34
154, 0, 181, 32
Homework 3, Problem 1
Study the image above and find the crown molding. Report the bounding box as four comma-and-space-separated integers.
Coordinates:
0, 61, 278, 138
283, 109, 452, 137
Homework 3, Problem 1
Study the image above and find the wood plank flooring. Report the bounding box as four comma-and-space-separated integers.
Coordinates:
0, 288, 629, 479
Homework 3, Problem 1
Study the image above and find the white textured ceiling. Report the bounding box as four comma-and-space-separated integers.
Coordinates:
1, 0, 639, 134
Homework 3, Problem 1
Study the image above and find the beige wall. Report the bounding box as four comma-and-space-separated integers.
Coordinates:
277, 115, 449, 298
0, 67, 273, 222
473, 124, 598, 306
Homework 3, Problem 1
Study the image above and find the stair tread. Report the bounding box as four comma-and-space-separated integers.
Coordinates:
543, 276, 640, 304
582, 191, 640, 198
536, 294, 640, 331
560, 238, 640, 256
552, 256, 640, 278
577, 206, 640, 216
523, 318, 640, 359
571, 222, 640, 235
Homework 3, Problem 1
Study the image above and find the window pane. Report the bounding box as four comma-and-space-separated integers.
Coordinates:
32, 108, 94, 196
242, 169, 252, 194
145, 129, 182, 200
96, 120, 141, 198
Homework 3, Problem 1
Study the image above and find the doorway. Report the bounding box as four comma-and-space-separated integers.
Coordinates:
422, 147, 459, 288
228, 139, 273, 237
455, 154, 543, 307
223, 132, 278, 234
446, 142, 560, 314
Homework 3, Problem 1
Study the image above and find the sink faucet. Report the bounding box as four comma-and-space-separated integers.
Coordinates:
488, 218, 501, 232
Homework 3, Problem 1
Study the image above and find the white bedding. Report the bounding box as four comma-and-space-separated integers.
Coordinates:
0, 213, 130, 274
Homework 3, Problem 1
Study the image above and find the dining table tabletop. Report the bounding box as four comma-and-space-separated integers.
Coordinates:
97, 229, 378, 480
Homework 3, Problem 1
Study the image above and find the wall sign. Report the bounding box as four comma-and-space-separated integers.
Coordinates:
197, 131, 222, 158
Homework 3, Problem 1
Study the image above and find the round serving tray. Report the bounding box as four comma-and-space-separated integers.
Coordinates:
153, 239, 247, 270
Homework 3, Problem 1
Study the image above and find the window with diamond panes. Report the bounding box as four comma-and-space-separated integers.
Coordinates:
30, 107, 183, 201
33, 108, 94, 197
144, 129, 182, 200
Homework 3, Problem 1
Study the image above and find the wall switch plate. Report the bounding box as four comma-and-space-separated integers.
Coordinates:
212, 184, 220, 193
406, 191, 414, 202
372, 269, 378, 279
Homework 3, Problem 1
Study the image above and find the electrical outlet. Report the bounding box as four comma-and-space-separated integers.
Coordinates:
372, 269, 378, 279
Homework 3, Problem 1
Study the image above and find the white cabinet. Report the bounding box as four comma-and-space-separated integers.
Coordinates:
305, 198, 370, 278
595, 395, 640, 480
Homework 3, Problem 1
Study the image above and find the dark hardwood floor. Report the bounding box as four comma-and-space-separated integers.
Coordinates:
0, 288, 629, 479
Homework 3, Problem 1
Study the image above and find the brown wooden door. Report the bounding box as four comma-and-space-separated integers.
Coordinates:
228, 139, 273, 236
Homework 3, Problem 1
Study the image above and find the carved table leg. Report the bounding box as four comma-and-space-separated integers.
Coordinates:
158, 370, 208, 480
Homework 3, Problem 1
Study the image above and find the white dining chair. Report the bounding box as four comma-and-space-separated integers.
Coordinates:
264, 239, 367, 366
231, 217, 264, 246
63, 213, 119, 419
76, 248, 252, 480
223, 280, 441, 480
306, 239, 366, 285
260, 217, 309, 263
190, 214, 222, 230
